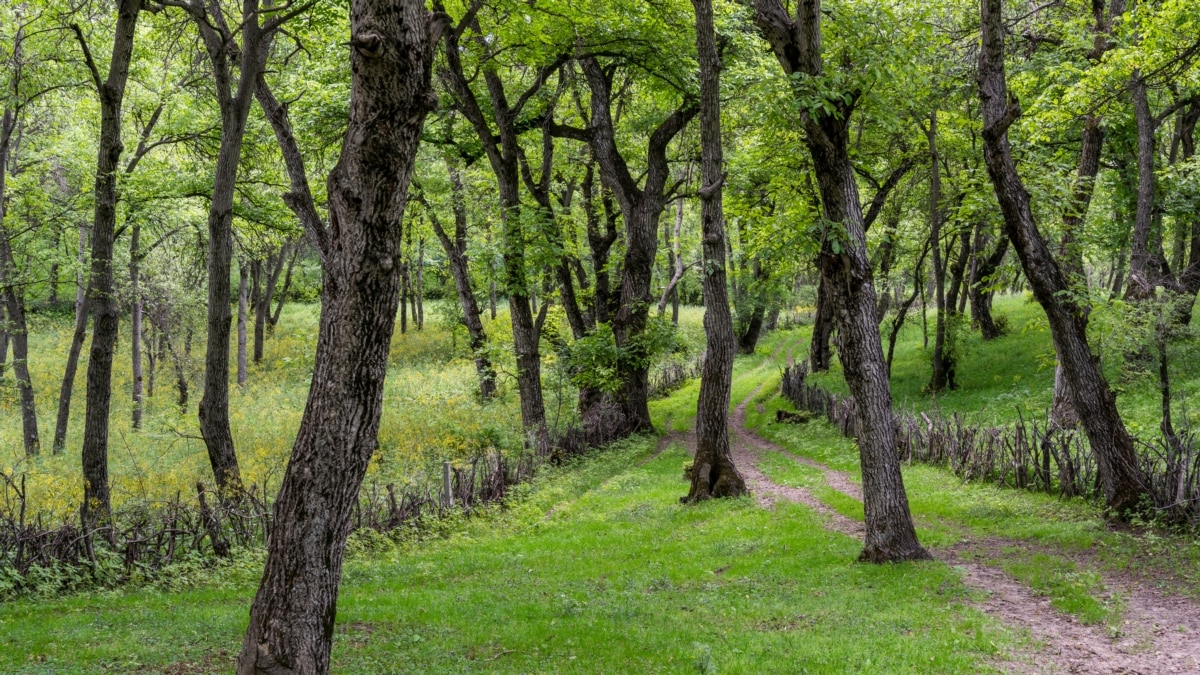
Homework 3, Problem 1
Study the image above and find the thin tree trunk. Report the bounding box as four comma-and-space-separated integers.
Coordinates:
687, 0, 746, 500
237, 263, 248, 387
237, 5, 441, 667
0, 231, 39, 457
755, 0, 929, 563
969, 232, 1009, 339
425, 162, 496, 399
928, 110, 952, 393
1125, 72, 1157, 301
130, 222, 144, 428
269, 245, 297, 330
978, 0, 1143, 514
416, 237, 424, 330
54, 225, 91, 453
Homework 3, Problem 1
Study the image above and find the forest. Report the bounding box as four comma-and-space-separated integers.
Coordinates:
1, 0, 1200, 670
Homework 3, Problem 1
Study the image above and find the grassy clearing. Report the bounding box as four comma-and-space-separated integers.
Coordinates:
0, 339, 1024, 674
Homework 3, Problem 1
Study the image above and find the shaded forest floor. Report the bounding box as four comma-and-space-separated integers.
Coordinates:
5, 321, 1200, 672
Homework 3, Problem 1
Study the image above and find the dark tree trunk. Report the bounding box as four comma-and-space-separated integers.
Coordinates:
1125, 72, 1156, 301
416, 237, 424, 330
578, 56, 697, 433
927, 111, 952, 393
54, 223, 91, 453
978, 0, 1144, 514
0, 227, 39, 457
582, 163, 618, 327
686, 0, 746, 501
969, 232, 1009, 340
424, 162, 497, 400
1175, 100, 1200, 322
755, 0, 929, 563
269, 246, 298, 330
77, 0, 142, 518
0, 303, 7, 380
184, 0, 277, 497
237, 4, 443, 671
809, 276, 834, 371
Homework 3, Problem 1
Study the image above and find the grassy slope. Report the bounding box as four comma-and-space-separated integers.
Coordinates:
0, 331, 1015, 674
4, 298, 1200, 672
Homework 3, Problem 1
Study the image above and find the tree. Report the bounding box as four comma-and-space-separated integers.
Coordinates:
752, 0, 929, 562
685, 0, 746, 501
977, 0, 1144, 514
238, 1, 446, 669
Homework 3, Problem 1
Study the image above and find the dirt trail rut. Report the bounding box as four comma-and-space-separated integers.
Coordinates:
722, 376, 1200, 674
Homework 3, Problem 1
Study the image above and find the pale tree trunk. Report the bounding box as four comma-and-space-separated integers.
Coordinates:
978, 0, 1143, 513
686, 0, 746, 501
754, 0, 929, 562
73, 0, 143, 518
237, 4, 443, 669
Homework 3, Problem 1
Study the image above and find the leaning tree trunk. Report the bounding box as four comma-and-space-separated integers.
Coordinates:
427, 163, 496, 400
53, 226, 91, 453
686, 0, 746, 501
79, 0, 142, 519
978, 0, 1143, 514
237, 4, 443, 671
754, 0, 929, 562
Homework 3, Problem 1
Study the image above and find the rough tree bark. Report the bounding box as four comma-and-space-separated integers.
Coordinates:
968, 232, 1009, 340
71, 0, 143, 517
977, 0, 1144, 514
174, 0, 281, 496
754, 0, 929, 562
686, 0, 746, 501
575, 56, 697, 432
236, 3, 445, 671
927, 110, 953, 393
237, 263, 248, 386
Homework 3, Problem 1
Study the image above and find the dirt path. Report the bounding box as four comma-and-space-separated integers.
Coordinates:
724, 380, 1200, 674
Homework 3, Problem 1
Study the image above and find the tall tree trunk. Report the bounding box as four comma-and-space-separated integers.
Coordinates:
0, 228, 39, 457
686, 0, 746, 500
76, 0, 142, 518
754, 0, 929, 562
0, 303, 7, 380
130, 222, 144, 428
186, 0, 277, 497
927, 111, 952, 393
416, 237, 424, 330
978, 0, 1144, 514
1125, 72, 1157, 301
237, 264, 248, 387
577, 56, 697, 433
237, 5, 442, 669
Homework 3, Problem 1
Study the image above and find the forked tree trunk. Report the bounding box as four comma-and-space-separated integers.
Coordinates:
237, 4, 444, 671
77, 0, 142, 517
577, 56, 696, 433
978, 0, 1143, 514
686, 0, 746, 501
754, 0, 928, 562
0, 231, 39, 457
969, 232, 1009, 340
184, 0, 277, 498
